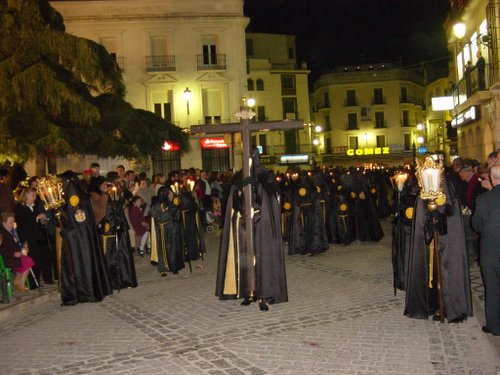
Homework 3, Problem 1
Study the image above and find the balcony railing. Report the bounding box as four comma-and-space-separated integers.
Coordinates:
451, 64, 490, 107
401, 120, 417, 127
344, 99, 359, 106
399, 96, 422, 105
371, 97, 386, 105
145, 55, 176, 72
374, 120, 387, 128
197, 54, 227, 70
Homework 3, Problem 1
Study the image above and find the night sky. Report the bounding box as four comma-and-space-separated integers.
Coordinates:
244, 0, 451, 80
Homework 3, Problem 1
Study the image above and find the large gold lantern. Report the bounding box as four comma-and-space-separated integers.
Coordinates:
415, 156, 446, 323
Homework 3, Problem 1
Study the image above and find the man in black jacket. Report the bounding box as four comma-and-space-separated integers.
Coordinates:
472, 163, 500, 336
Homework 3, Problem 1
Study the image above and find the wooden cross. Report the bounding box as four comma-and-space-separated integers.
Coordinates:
190, 99, 303, 297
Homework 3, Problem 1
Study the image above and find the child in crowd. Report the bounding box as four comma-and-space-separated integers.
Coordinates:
129, 196, 150, 257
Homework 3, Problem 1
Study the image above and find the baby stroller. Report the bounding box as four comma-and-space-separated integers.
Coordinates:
201, 196, 223, 233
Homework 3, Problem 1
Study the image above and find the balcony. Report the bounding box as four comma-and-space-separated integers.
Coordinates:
371, 97, 386, 105
399, 96, 422, 105
344, 99, 359, 106
374, 120, 387, 128
451, 64, 491, 111
197, 54, 227, 70
145, 55, 176, 72
401, 120, 416, 127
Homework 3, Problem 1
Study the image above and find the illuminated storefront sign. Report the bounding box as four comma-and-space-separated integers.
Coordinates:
451, 106, 478, 128
280, 154, 310, 164
200, 137, 229, 149
162, 141, 180, 151
346, 147, 390, 156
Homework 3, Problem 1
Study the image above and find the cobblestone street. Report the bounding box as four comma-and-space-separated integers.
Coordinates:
1, 220, 499, 375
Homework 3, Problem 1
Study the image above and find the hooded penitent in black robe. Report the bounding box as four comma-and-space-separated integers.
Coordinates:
404, 178, 472, 322
350, 171, 384, 242
100, 195, 138, 290
150, 187, 185, 275
288, 173, 329, 255
179, 187, 205, 261
391, 175, 418, 292
216, 155, 288, 307
60, 176, 112, 305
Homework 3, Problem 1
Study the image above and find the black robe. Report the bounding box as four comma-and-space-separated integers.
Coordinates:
391, 180, 417, 291
288, 175, 329, 255
150, 190, 185, 274
404, 179, 472, 322
215, 183, 250, 300
60, 179, 112, 305
179, 188, 205, 261
100, 196, 138, 290
216, 166, 288, 305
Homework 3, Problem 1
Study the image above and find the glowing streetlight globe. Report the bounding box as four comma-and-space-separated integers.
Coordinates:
246, 97, 256, 107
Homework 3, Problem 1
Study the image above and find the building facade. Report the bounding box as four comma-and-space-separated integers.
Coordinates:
50, 0, 249, 174
448, 0, 500, 162
311, 64, 427, 167
245, 33, 311, 169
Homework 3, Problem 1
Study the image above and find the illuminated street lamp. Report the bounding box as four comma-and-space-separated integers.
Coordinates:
453, 22, 466, 40
246, 97, 256, 107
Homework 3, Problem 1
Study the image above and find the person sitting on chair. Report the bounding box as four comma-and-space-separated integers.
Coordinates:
0, 212, 35, 293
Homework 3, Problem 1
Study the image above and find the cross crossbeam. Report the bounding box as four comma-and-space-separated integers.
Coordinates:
190, 111, 303, 298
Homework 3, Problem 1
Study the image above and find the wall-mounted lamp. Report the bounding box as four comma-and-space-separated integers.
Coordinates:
453, 22, 466, 40
363, 132, 369, 145
246, 97, 256, 107
183, 87, 192, 114
453, 21, 491, 48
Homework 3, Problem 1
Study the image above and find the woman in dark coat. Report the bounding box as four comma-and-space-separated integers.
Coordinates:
13, 187, 53, 286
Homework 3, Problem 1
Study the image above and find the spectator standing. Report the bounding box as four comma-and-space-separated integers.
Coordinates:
458, 164, 483, 262
88, 162, 101, 194
134, 177, 155, 216
197, 170, 212, 212
0, 169, 15, 214
129, 196, 150, 257
14, 187, 53, 286
472, 163, 500, 336
486, 151, 498, 168
476, 51, 486, 90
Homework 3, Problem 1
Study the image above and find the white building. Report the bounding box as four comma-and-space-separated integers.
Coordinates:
51, 0, 249, 174
447, 0, 500, 161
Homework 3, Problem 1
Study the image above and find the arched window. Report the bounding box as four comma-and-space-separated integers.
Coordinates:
247, 78, 254, 91
256, 78, 264, 91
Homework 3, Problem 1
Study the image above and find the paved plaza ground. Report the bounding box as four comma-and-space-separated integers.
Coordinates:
1, 220, 499, 375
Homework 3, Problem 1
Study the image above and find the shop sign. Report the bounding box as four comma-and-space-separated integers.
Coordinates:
346, 147, 390, 156
451, 106, 478, 128
162, 141, 180, 151
200, 137, 229, 149
279, 154, 310, 164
